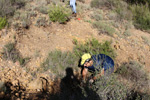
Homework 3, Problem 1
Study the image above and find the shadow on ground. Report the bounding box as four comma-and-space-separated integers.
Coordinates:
49, 67, 100, 100
0, 67, 100, 100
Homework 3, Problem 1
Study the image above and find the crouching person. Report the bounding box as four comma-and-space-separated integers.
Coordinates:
80, 53, 115, 84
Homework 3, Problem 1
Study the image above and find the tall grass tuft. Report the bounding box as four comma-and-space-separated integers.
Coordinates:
0, 17, 7, 30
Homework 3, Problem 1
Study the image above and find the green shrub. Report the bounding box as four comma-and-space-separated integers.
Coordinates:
130, 4, 150, 30
93, 21, 116, 36
48, 5, 71, 23
72, 38, 78, 45
0, 17, 7, 30
73, 38, 116, 59
1, 43, 29, 66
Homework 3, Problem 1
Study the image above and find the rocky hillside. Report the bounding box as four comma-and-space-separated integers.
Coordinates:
0, 0, 150, 99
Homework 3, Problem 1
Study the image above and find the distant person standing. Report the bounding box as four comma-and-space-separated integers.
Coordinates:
70, 0, 77, 17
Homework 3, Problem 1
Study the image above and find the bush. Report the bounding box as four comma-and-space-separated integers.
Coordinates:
2, 43, 20, 63
93, 21, 116, 36
115, 1, 133, 21
91, 0, 119, 9
90, 0, 101, 8
36, 6, 49, 14
73, 38, 116, 59
0, 0, 25, 17
91, 13, 103, 21
90, 60, 150, 100
1, 43, 29, 66
48, 4, 71, 23
116, 61, 149, 92
13, 12, 31, 29
92, 74, 129, 100
125, 0, 150, 6
130, 4, 150, 30
39, 6, 49, 14
10, 0, 25, 9
35, 17, 48, 27
0, 0, 14, 17
41, 50, 79, 77
91, 0, 132, 21
0, 17, 7, 30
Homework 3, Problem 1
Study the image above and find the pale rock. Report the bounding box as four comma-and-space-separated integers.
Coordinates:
12, 80, 18, 86
27, 79, 42, 90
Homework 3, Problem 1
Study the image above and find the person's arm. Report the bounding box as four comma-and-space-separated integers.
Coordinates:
92, 68, 105, 80
81, 67, 88, 81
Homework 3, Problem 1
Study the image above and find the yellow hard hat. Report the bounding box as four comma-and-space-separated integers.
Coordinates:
81, 53, 91, 65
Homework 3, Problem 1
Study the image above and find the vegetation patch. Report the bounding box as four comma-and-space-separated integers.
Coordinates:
130, 4, 150, 30
1, 43, 30, 66
35, 17, 48, 27
41, 38, 116, 77
48, 4, 71, 24
91, 12, 103, 21
93, 21, 116, 36
116, 61, 149, 92
0, 0, 25, 17
92, 74, 129, 100
41, 50, 79, 77
126, 0, 150, 6
91, 0, 122, 9
91, 0, 150, 31
0, 17, 7, 30
123, 29, 132, 37
141, 36, 150, 46
73, 38, 116, 59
